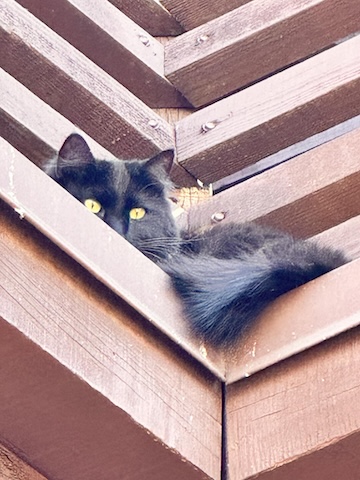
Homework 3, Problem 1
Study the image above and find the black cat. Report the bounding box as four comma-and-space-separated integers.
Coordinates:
44, 134, 348, 345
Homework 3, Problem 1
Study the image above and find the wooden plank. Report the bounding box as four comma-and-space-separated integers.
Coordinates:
0, 202, 222, 480
0, 136, 225, 378
175, 34, 360, 183
0, 0, 174, 160
227, 326, 360, 479
161, 0, 252, 30
225, 255, 360, 383
108, 0, 184, 36
185, 126, 360, 241
166, 0, 360, 107
0, 67, 194, 186
0, 443, 48, 480
15, 0, 188, 108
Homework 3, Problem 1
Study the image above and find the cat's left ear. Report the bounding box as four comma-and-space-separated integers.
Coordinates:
146, 149, 174, 177
58, 133, 95, 166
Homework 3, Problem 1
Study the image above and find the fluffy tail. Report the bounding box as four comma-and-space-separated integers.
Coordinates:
163, 242, 347, 345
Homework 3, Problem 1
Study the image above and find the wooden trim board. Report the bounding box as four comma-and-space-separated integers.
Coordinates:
165, 0, 360, 107
227, 326, 360, 479
0, 197, 222, 480
0, 443, 48, 480
175, 34, 360, 183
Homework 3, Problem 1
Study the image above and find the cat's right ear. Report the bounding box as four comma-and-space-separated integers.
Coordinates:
57, 133, 95, 169
147, 149, 174, 177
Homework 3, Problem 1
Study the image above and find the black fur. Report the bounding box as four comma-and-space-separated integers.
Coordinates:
44, 134, 349, 345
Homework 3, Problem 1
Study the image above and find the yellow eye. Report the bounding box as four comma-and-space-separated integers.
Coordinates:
84, 198, 102, 214
129, 207, 146, 220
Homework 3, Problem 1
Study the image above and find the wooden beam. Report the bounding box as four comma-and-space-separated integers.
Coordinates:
161, 0, 251, 30
0, 67, 194, 186
0, 173, 222, 479
166, 0, 360, 107
0, 137, 225, 378
108, 0, 184, 36
0, 0, 174, 160
185, 126, 360, 242
175, 34, 360, 183
0, 443, 48, 480
14, 0, 188, 108
227, 325, 360, 479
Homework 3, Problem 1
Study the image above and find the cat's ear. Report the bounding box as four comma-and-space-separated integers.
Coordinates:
146, 149, 174, 177
58, 133, 95, 166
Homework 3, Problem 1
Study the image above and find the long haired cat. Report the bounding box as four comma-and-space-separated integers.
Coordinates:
44, 134, 348, 345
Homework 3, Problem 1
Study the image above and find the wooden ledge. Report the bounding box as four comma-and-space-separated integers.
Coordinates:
166, 0, 360, 107
175, 34, 360, 183
0, 137, 225, 378
0, 0, 174, 159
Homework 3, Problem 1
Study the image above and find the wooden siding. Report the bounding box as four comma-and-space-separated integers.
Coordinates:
1, 1, 360, 479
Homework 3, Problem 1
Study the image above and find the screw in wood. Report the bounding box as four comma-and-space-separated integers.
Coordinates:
148, 119, 159, 129
139, 35, 150, 46
196, 34, 209, 45
201, 121, 217, 133
211, 212, 226, 222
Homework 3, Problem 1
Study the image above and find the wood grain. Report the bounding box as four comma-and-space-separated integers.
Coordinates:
0, 0, 174, 160
0, 443, 48, 480
175, 34, 360, 183
166, 0, 360, 107
227, 326, 360, 479
14, 0, 188, 108
161, 0, 252, 30
185, 126, 360, 243
108, 0, 184, 36
0, 68, 193, 186
0, 197, 222, 480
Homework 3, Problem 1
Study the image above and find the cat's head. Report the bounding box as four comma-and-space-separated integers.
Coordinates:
44, 133, 180, 261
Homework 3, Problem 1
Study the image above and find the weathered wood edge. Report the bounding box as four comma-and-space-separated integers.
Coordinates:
14, 0, 189, 108
0, 443, 48, 480
165, 0, 360, 107
175, 34, 360, 183
109, 0, 184, 36
0, 0, 174, 160
0, 211, 221, 479
0, 137, 225, 378
226, 326, 360, 479
0, 67, 195, 186
160, 0, 251, 30
185, 126, 360, 242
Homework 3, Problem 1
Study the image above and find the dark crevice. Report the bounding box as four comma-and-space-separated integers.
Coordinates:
221, 381, 228, 480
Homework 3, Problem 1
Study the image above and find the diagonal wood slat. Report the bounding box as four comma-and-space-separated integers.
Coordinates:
109, 0, 184, 36
15, 0, 188, 108
165, 0, 360, 107
175, 34, 360, 183
0, 0, 174, 160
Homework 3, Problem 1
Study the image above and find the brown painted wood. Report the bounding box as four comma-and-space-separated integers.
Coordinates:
0, 196, 222, 480
14, 0, 188, 108
166, 0, 360, 107
0, 67, 193, 186
185, 126, 360, 242
227, 326, 360, 479
161, 0, 252, 30
226, 255, 360, 383
0, 443, 48, 480
0, 0, 174, 160
175, 34, 360, 183
108, 0, 184, 36
0, 136, 225, 377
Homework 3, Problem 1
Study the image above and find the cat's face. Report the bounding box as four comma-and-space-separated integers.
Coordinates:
45, 134, 179, 261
